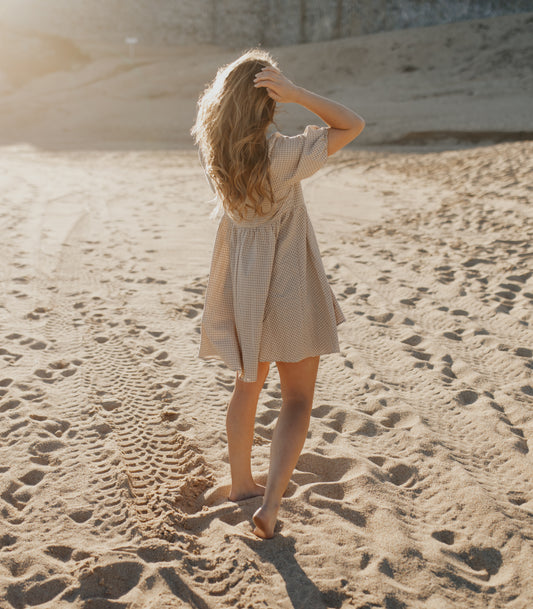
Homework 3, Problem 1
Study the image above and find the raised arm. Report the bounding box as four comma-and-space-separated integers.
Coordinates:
254, 66, 365, 155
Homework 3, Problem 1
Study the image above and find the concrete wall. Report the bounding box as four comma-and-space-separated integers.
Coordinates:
1, 0, 532, 46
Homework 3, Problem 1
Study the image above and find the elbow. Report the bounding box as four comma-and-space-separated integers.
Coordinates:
351, 116, 365, 139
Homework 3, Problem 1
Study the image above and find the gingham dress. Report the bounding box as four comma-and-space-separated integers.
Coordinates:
198, 124, 345, 382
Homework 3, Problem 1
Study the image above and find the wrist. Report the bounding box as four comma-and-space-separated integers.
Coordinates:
290, 86, 307, 105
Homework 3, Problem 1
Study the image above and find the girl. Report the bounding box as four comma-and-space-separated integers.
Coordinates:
191, 49, 364, 539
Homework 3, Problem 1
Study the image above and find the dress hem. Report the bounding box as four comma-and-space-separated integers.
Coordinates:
198, 342, 344, 383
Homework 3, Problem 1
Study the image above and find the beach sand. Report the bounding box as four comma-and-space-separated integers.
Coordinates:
1, 11, 532, 609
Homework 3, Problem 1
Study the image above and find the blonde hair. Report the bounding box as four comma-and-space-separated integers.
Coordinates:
191, 49, 278, 220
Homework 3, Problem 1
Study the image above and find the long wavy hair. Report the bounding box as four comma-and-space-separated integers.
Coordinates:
191, 49, 278, 220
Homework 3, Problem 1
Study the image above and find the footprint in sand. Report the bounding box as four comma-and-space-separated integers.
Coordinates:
78, 560, 144, 600
495, 302, 514, 314
295, 453, 352, 482
139, 344, 156, 355
266, 388, 282, 400
153, 387, 173, 404
12, 576, 71, 607
137, 276, 167, 284
377, 557, 395, 578
29, 453, 51, 466
164, 373, 186, 388
311, 404, 334, 418
400, 297, 418, 306
441, 360, 457, 381
367, 456, 418, 488
16, 335, 47, 350
323, 410, 347, 434
0, 398, 21, 413
507, 491, 529, 507
308, 488, 366, 529
256, 409, 278, 427
60, 358, 82, 373
0, 347, 23, 365
42, 419, 71, 437
99, 399, 122, 412
25, 305, 50, 320
307, 481, 345, 501
33, 360, 78, 384
499, 281, 521, 297
409, 349, 432, 362
435, 265, 455, 284
136, 540, 191, 563
378, 409, 421, 430
386, 462, 418, 487
507, 271, 532, 284
455, 390, 478, 405
367, 311, 394, 324
215, 375, 233, 393
493, 281, 519, 313
443, 331, 462, 341
463, 257, 494, 268
30, 438, 66, 463
68, 509, 93, 523
2, 480, 29, 511
175, 303, 203, 319
0, 377, 13, 396
94, 422, 113, 437
455, 545, 503, 581
401, 334, 422, 346
34, 368, 54, 380
18, 386, 46, 402
431, 529, 455, 545
154, 350, 172, 366
0, 533, 17, 549
451, 309, 469, 317
183, 285, 205, 296
18, 470, 46, 486
343, 285, 357, 297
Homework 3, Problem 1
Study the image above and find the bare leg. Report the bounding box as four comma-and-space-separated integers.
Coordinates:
253, 355, 319, 538
226, 361, 270, 501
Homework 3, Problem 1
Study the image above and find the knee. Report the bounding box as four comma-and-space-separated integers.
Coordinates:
283, 394, 313, 413
230, 382, 262, 409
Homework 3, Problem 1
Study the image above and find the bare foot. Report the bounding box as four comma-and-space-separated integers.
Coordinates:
228, 482, 265, 502
252, 504, 279, 539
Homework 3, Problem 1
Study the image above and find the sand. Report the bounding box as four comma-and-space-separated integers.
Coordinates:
1, 11, 532, 609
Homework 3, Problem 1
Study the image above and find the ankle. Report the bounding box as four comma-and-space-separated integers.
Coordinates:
261, 497, 281, 511
231, 476, 260, 490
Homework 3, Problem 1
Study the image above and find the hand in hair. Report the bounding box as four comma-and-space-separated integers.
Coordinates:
253, 66, 301, 104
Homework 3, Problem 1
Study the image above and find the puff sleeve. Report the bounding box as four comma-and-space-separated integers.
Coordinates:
269, 124, 329, 184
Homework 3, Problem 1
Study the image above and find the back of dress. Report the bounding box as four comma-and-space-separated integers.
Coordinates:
198, 124, 345, 383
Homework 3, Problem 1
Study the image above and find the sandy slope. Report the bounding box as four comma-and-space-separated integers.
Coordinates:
1, 9, 533, 609
0, 12, 531, 148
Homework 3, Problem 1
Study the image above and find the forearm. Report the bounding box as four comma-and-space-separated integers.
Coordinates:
292, 87, 364, 130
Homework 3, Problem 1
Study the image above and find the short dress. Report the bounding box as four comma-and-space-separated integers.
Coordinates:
197, 124, 345, 383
